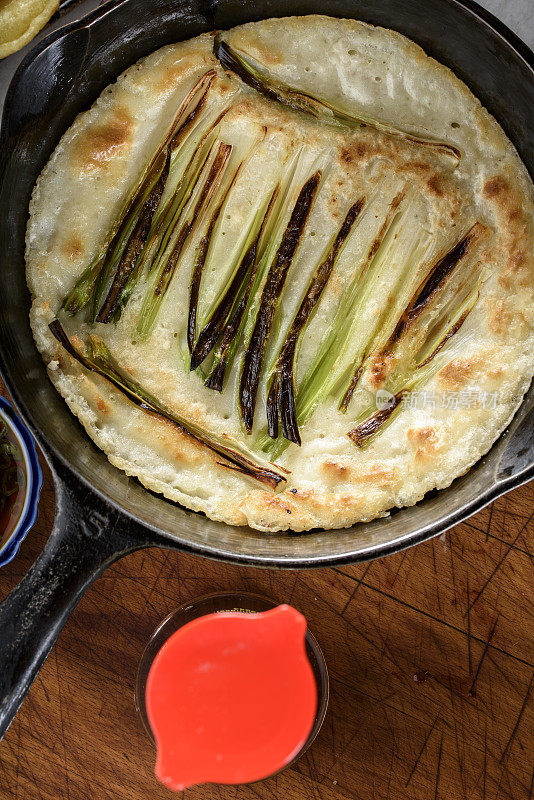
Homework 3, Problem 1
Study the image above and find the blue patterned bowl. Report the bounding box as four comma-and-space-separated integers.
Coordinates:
0, 397, 43, 568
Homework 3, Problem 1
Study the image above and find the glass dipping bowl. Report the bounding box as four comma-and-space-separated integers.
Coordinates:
0, 397, 43, 568
135, 592, 329, 776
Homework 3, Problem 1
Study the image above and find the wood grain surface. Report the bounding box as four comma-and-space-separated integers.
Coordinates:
0, 376, 532, 800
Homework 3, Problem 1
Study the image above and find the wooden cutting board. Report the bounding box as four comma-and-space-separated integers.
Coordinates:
0, 376, 532, 800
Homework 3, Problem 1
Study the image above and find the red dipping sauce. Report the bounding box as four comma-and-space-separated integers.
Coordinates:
145, 604, 319, 791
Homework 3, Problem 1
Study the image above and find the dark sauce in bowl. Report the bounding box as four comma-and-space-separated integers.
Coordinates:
0, 418, 26, 548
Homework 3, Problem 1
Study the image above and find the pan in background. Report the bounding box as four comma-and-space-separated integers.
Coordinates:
0, 0, 532, 741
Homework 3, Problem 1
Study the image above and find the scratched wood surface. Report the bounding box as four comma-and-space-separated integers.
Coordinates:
0, 375, 532, 800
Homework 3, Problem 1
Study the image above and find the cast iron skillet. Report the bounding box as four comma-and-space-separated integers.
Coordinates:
0, 0, 532, 741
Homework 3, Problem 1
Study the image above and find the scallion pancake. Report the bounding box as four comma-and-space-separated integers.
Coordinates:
27, 17, 534, 531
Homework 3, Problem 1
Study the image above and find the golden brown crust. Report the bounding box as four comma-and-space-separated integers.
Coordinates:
61, 234, 85, 261
321, 460, 351, 479
407, 426, 443, 465
71, 109, 134, 176
436, 357, 484, 391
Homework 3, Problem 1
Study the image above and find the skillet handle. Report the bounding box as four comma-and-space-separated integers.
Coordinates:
0, 456, 153, 741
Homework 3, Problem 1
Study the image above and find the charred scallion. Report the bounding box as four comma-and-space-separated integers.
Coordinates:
187, 148, 246, 355
202, 191, 277, 392
138, 103, 236, 284
344, 227, 485, 447
215, 37, 460, 164
190, 186, 276, 369
93, 77, 222, 323
384, 222, 485, 350
61, 70, 217, 318
95, 149, 171, 323
353, 221, 487, 394
346, 273, 483, 448
337, 220, 433, 412
348, 391, 406, 447
136, 140, 233, 341
285, 187, 407, 437
49, 320, 287, 489
239, 170, 322, 431
265, 198, 365, 444
186, 129, 269, 360
138, 129, 218, 284
105, 111, 234, 325
419, 272, 480, 360
346, 335, 460, 449
99, 105, 238, 325
203, 147, 312, 392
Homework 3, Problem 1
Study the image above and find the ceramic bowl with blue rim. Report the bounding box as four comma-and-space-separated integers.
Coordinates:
0, 397, 43, 568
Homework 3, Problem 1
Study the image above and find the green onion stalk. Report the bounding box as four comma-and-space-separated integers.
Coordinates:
49, 319, 288, 489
